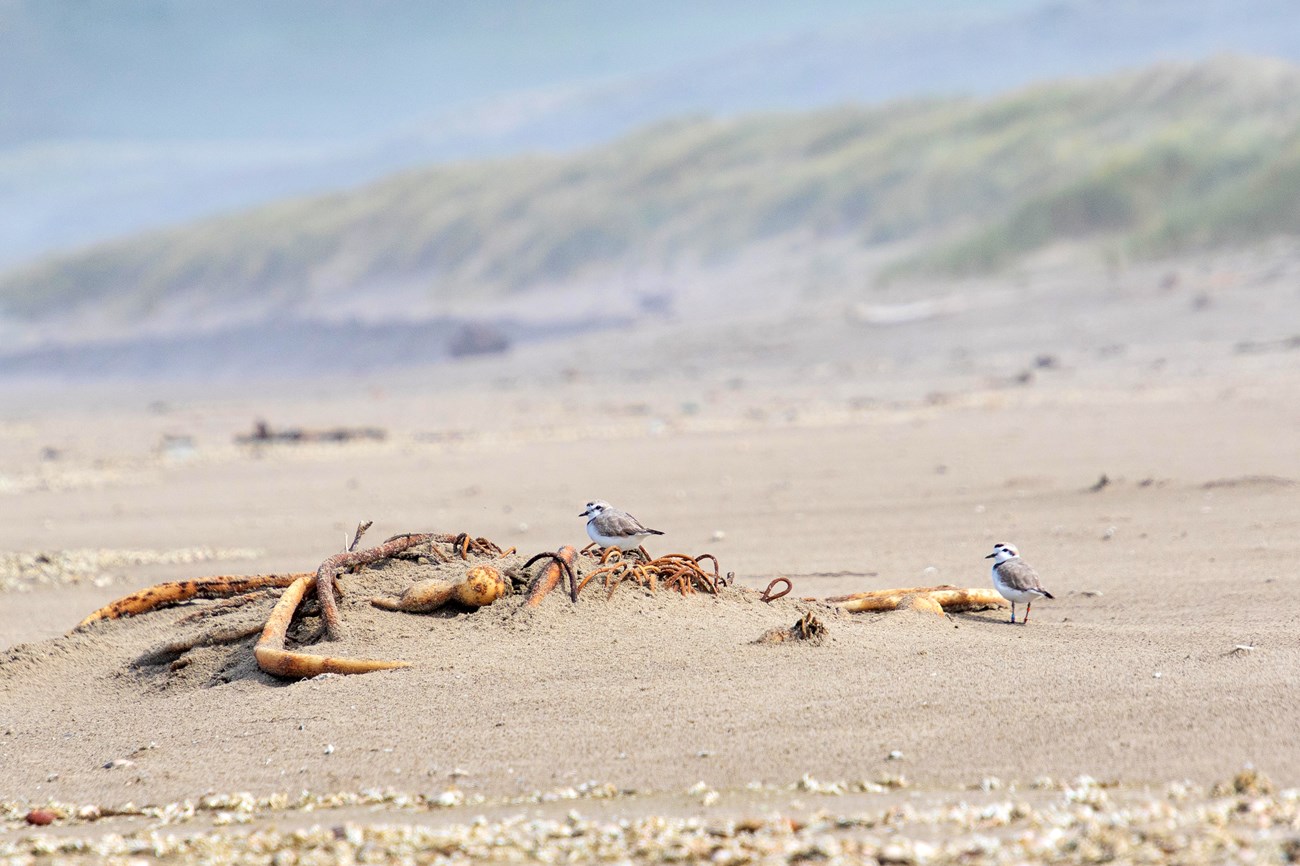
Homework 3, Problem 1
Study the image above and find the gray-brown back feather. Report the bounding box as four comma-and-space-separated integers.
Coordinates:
593, 509, 663, 538
996, 559, 1053, 597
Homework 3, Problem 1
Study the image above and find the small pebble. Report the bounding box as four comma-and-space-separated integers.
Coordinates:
25, 809, 56, 826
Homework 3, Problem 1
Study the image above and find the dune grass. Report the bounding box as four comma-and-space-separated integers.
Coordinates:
4, 55, 1300, 319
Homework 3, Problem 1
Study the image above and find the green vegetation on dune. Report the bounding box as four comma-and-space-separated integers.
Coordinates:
5, 56, 1300, 319
1136, 132, 1300, 254
901, 137, 1266, 277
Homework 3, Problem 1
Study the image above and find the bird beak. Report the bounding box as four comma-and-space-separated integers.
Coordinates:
578, 510, 588, 516
984, 553, 996, 559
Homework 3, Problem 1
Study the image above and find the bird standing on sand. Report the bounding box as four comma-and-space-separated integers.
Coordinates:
580, 500, 663, 558
985, 542, 1054, 624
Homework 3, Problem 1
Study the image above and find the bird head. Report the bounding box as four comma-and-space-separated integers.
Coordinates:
985, 542, 1020, 563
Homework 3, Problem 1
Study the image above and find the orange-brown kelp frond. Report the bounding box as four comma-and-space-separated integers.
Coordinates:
523, 546, 578, 606
315, 533, 445, 641
645, 553, 723, 596
575, 551, 724, 599
386, 532, 515, 561
254, 573, 409, 678
76, 573, 308, 629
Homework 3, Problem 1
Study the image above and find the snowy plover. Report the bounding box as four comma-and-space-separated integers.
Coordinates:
985, 542, 1055, 624
580, 500, 664, 557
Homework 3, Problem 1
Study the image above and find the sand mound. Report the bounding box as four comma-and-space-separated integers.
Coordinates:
1, 542, 881, 805
53, 543, 844, 691
2, 520, 1297, 809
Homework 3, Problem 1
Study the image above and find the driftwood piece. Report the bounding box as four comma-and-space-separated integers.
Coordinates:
824, 585, 1008, 613
76, 573, 309, 629
254, 574, 410, 678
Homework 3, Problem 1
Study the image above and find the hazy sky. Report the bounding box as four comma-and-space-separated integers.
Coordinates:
1, 0, 1032, 143
5, 0, 1295, 266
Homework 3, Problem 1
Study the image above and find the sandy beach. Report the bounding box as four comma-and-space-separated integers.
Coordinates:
2, 286, 1300, 861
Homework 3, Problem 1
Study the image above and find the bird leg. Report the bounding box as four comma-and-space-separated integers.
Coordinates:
1023, 601, 1032, 624
1010, 602, 1017, 624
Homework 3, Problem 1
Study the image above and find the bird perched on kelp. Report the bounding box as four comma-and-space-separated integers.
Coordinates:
580, 500, 664, 558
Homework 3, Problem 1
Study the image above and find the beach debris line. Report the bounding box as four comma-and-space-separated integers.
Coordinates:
6, 773, 1299, 862
235, 419, 387, 446
2, 546, 261, 593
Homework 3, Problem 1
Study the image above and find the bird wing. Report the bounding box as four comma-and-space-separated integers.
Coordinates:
596, 510, 657, 538
997, 560, 1049, 594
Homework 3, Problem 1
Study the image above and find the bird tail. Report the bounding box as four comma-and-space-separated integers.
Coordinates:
647, 529, 665, 536
1043, 590, 1055, 599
